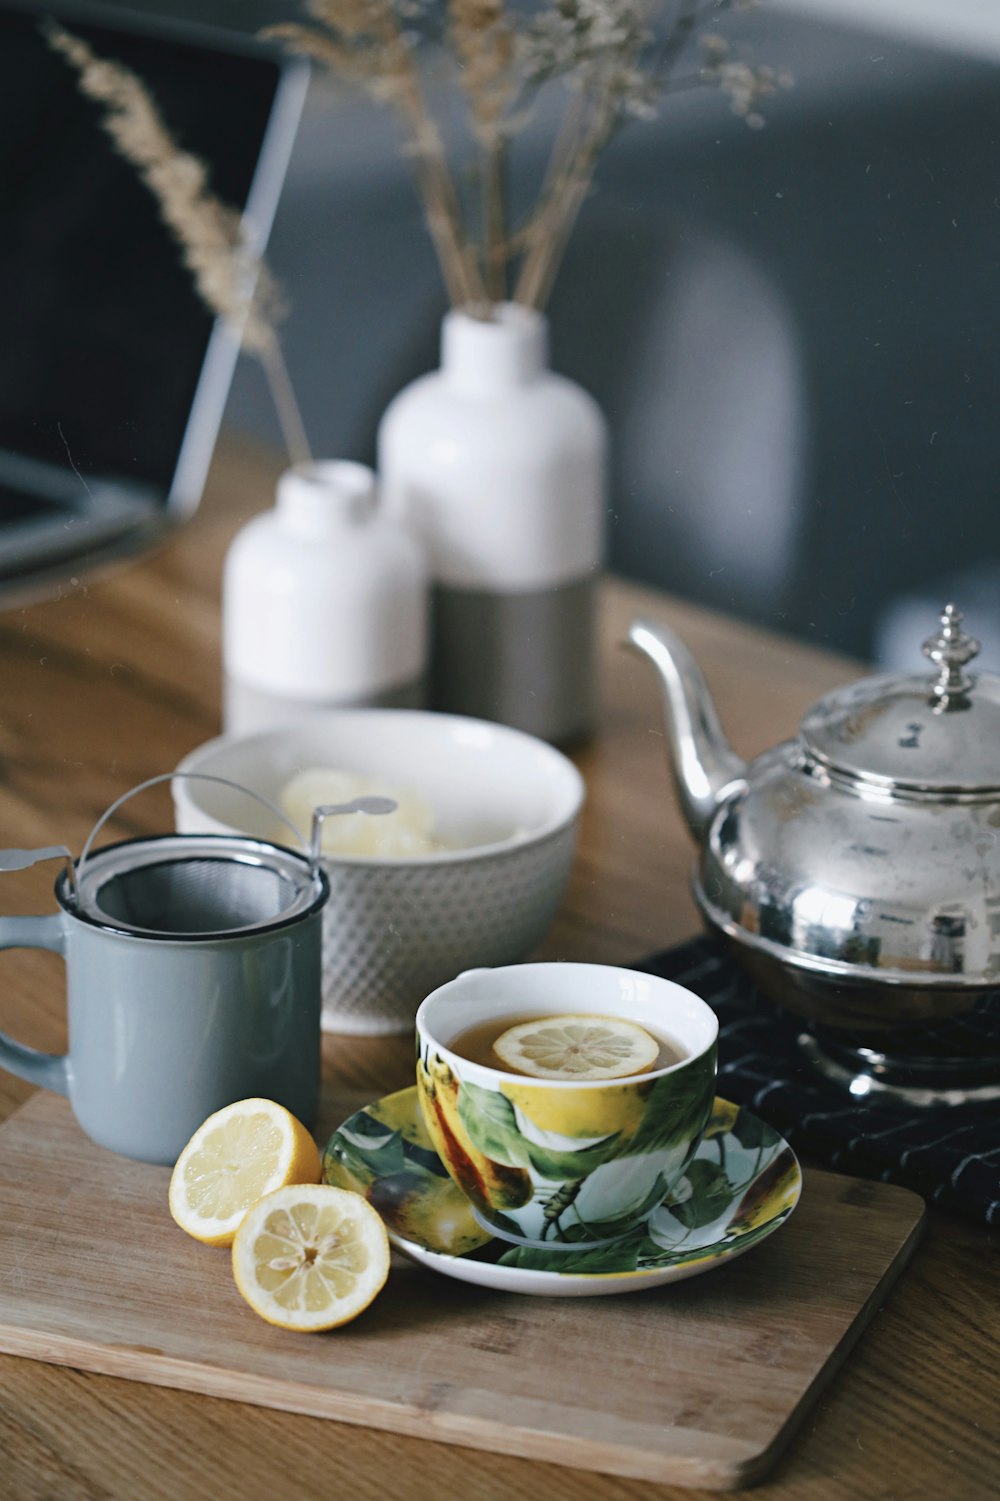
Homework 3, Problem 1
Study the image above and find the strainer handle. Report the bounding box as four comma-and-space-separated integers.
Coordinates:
0, 845, 78, 900
76, 772, 308, 894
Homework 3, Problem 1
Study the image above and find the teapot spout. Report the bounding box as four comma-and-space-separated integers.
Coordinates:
626, 618, 747, 841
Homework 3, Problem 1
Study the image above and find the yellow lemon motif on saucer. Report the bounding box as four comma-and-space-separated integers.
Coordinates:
367, 1171, 485, 1257
703, 1097, 740, 1140
369, 1085, 437, 1148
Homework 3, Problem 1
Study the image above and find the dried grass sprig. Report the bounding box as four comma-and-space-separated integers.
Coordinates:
513, 0, 658, 307
447, 0, 518, 299
267, 0, 783, 317
699, 31, 791, 131
449, 0, 517, 147
43, 22, 311, 465
267, 0, 489, 310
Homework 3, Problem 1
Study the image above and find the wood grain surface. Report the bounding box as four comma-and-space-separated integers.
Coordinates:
0, 1091, 924, 1491
0, 435, 997, 1501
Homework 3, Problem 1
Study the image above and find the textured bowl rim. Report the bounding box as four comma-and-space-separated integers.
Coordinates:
173, 709, 586, 868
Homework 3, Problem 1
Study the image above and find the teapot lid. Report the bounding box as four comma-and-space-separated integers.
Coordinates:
800, 605, 1000, 795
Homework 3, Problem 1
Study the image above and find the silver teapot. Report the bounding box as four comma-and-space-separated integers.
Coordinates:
629, 605, 1000, 1106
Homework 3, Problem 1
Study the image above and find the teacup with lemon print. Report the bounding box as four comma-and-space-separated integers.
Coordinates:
415, 964, 718, 1248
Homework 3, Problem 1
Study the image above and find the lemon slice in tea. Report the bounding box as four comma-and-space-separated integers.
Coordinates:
492, 1014, 660, 1081
232, 1184, 390, 1332
169, 1098, 322, 1248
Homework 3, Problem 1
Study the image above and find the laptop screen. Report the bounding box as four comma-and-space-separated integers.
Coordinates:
0, 2, 302, 585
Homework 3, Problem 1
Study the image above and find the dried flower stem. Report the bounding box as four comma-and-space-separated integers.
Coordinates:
504, 83, 584, 260
514, 93, 618, 309
259, 342, 312, 470
44, 21, 311, 465
514, 0, 740, 308
265, 1, 780, 317
397, 79, 489, 307
448, 0, 517, 300
481, 139, 507, 300
270, 1, 488, 310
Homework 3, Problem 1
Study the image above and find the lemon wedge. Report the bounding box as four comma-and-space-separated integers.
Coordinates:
493, 1014, 660, 1081
232, 1184, 390, 1331
168, 1099, 321, 1248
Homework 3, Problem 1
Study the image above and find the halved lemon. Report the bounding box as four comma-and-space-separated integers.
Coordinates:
232, 1184, 390, 1331
168, 1099, 321, 1248
493, 1014, 660, 1081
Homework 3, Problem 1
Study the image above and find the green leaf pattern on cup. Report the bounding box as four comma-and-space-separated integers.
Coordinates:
457, 1079, 623, 1181
455, 1081, 528, 1167
625, 1049, 717, 1156
445, 1043, 717, 1243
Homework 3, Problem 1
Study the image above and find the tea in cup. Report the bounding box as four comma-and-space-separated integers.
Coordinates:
415, 963, 718, 1248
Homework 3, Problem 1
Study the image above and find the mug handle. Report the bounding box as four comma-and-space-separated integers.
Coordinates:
0, 913, 69, 1095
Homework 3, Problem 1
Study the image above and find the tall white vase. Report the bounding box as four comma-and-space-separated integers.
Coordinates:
377, 303, 607, 743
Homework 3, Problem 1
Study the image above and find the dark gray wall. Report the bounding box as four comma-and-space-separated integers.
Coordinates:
71, 2, 1000, 659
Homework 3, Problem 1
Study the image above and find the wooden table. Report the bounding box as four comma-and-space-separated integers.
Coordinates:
0, 438, 996, 1501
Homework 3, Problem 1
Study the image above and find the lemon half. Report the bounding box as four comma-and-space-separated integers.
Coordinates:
232, 1184, 390, 1331
168, 1098, 321, 1248
492, 1014, 660, 1081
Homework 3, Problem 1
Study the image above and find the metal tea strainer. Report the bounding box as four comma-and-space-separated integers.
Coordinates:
0, 772, 395, 941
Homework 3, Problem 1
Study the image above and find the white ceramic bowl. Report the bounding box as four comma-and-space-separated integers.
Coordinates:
173, 711, 584, 1034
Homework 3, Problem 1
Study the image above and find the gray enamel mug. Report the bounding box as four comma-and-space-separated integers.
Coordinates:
0, 775, 330, 1165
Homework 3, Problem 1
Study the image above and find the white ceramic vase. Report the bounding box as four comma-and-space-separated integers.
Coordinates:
222, 460, 428, 734
377, 304, 607, 743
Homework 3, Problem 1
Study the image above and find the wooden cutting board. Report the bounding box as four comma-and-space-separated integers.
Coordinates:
0, 1091, 924, 1490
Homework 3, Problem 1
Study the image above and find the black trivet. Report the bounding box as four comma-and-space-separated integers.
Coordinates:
635, 937, 1000, 1225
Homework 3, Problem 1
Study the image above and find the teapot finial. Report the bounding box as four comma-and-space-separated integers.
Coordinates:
922, 603, 980, 708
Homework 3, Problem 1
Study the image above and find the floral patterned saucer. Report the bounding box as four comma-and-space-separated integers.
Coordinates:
323, 1087, 801, 1298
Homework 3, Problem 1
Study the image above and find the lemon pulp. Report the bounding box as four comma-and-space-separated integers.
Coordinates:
183, 1114, 285, 1222
492, 1014, 660, 1081
233, 1185, 390, 1330
168, 1098, 322, 1248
